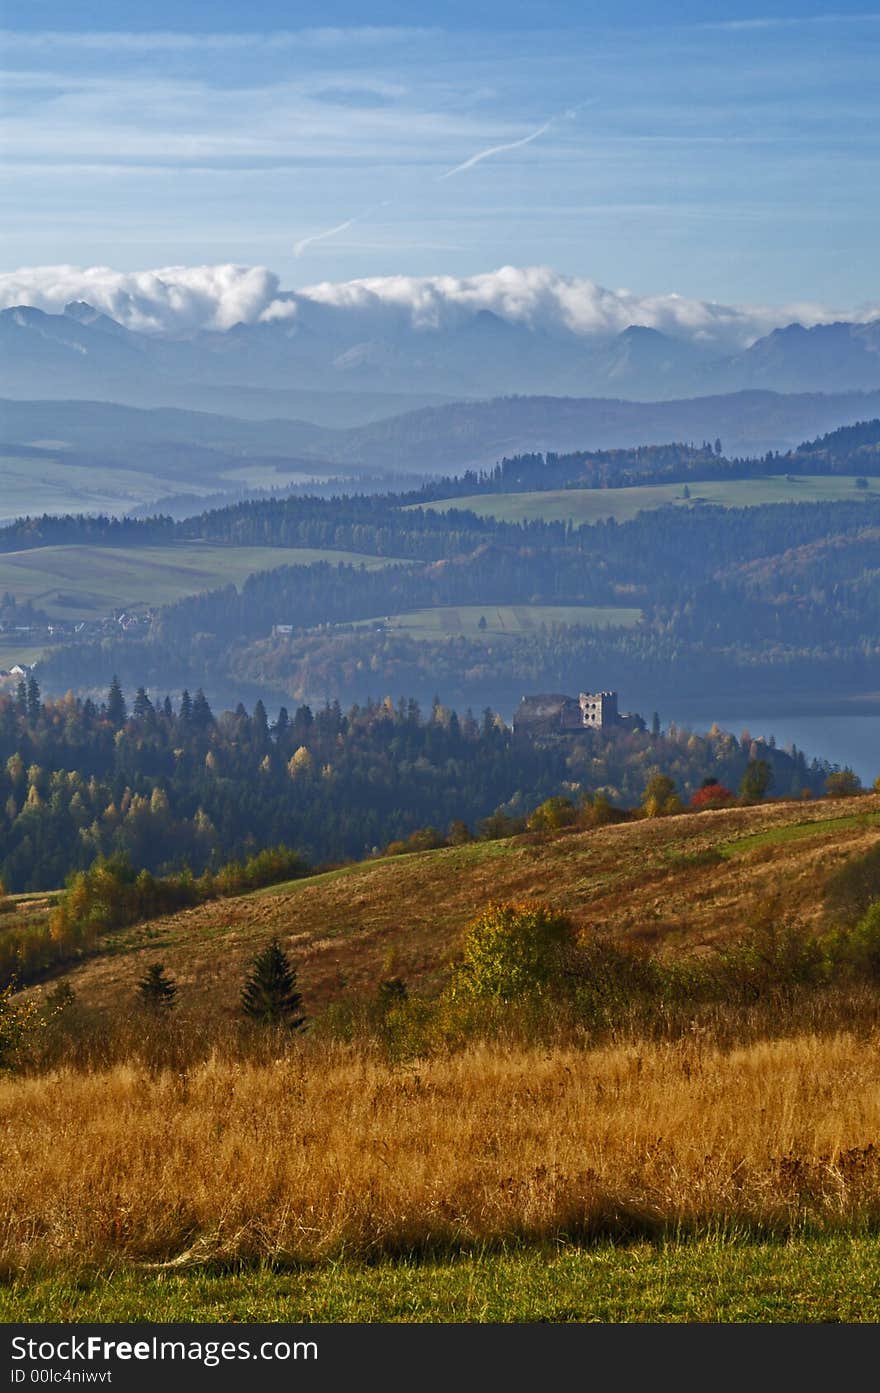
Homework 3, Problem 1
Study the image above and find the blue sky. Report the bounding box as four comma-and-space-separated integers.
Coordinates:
2, 1, 878, 308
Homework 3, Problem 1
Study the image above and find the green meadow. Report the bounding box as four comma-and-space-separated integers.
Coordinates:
352, 603, 642, 639
0, 453, 339, 526
419, 475, 876, 525
5, 1238, 880, 1323
0, 543, 403, 621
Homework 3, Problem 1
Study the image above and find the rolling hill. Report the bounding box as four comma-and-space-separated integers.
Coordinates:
6, 390, 880, 518
24, 793, 880, 1020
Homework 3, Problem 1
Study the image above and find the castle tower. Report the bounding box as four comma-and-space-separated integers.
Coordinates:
578, 691, 619, 729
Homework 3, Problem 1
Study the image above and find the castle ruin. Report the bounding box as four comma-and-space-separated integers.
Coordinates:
513, 689, 644, 738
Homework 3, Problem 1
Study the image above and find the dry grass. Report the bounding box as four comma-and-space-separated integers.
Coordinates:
29, 795, 880, 1021
3, 1031, 880, 1272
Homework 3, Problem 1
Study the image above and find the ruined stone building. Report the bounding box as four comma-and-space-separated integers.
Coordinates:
513, 689, 644, 738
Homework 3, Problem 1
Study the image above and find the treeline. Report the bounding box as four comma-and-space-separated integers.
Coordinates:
0, 512, 175, 554
0, 681, 830, 892
80, 499, 880, 653
1, 845, 306, 987
406, 419, 880, 501
30, 496, 880, 709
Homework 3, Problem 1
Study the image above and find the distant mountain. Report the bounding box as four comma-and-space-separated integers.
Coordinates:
709, 321, 880, 395
0, 306, 452, 426
2, 302, 879, 412
6, 389, 880, 485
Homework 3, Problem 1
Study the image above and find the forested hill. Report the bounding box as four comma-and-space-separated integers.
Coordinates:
0, 683, 829, 892
406, 418, 880, 500
2, 417, 878, 558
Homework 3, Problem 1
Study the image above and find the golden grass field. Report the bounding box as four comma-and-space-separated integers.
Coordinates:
28, 794, 880, 1022
3, 795, 880, 1315
3, 1031, 880, 1272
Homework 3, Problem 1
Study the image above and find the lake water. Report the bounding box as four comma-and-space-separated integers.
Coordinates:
672, 712, 880, 784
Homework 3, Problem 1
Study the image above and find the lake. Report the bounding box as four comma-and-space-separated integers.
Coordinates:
672, 712, 880, 785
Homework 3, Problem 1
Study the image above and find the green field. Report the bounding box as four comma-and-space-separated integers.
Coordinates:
417, 476, 878, 526
0, 453, 339, 526
4, 1238, 880, 1322
0, 454, 176, 524
352, 603, 642, 639
0, 543, 403, 621
0, 640, 46, 670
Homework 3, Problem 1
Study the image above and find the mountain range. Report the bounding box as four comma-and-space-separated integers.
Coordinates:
3, 300, 880, 411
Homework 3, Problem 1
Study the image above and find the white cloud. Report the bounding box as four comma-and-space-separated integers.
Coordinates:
0, 28, 433, 53
0, 263, 287, 333
1, 261, 877, 346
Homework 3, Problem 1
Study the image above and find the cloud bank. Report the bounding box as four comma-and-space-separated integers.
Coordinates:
1, 262, 876, 347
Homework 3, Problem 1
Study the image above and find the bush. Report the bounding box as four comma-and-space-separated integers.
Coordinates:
690, 779, 735, 810
825, 843, 880, 925
828, 901, 880, 980
739, 758, 773, 803
641, 772, 682, 818
450, 902, 578, 1003
527, 796, 578, 833
578, 792, 628, 828
825, 769, 862, 798
717, 909, 826, 995
0, 981, 41, 1070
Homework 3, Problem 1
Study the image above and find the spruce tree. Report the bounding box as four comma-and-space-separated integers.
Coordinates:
26, 674, 41, 721
192, 688, 214, 729
136, 962, 178, 1012
106, 675, 127, 728
240, 937, 305, 1027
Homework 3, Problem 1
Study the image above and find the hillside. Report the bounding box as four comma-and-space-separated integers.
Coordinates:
31, 794, 880, 1019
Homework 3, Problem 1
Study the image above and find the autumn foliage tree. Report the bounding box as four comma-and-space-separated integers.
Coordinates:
641, 772, 682, 818
690, 778, 735, 810
451, 902, 577, 1003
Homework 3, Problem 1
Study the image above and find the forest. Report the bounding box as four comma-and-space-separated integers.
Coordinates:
0, 678, 830, 891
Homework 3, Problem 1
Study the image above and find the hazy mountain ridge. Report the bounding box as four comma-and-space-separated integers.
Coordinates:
5, 389, 880, 484
2, 300, 880, 411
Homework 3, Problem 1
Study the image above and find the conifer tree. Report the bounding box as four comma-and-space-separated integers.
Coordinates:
136, 962, 178, 1012
106, 676, 127, 728
240, 936, 305, 1027
192, 688, 214, 729
26, 674, 41, 722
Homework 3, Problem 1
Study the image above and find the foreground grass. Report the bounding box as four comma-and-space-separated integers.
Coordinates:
4, 1237, 880, 1322
5, 1034, 880, 1274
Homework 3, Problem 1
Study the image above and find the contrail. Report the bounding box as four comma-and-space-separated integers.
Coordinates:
294, 215, 362, 258
294, 202, 392, 257
437, 119, 553, 181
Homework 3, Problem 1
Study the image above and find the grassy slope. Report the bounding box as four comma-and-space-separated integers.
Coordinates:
0, 453, 170, 524
419, 476, 877, 525
30, 794, 880, 1020
8, 794, 880, 1324
350, 603, 642, 639
0, 542, 402, 621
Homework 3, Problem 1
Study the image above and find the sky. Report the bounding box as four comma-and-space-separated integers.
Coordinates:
1, 1, 879, 311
